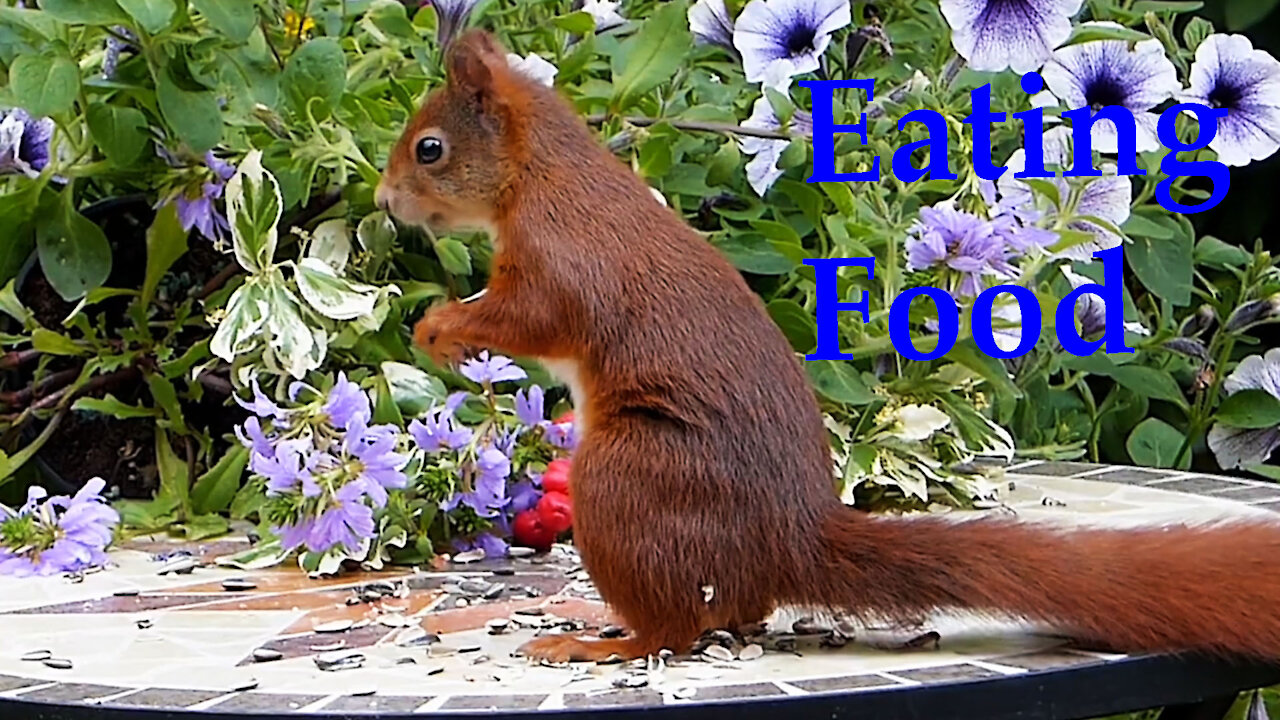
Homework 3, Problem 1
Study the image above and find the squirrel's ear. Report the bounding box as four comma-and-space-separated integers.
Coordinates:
446, 30, 507, 101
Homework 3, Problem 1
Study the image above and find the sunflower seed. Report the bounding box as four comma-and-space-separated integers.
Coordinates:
113, 588, 141, 597
451, 549, 485, 564
42, 659, 73, 670
493, 567, 516, 576
136, 619, 153, 630
459, 580, 492, 595
315, 651, 365, 671
314, 620, 354, 634
486, 619, 511, 635
672, 687, 698, 700
221, 579, 257, 592
514, 607, 545, 616
349, 687, 377, 697
738, 644, 764, 661
21, 650, 52, 662
232, 679, 259, 692
701, 645, 735, 662
612, 674, 649, 689
253, 648, 283, 663
157, 557, 199, 575
458, 645, 482, 654
310, 641, 346, 652
483, 584, 506, 600
378, 614, 411, 628
396, 657, 417, 666
599, 625, 626, 639
425, 664, 445, 676
508, 547, 536, 558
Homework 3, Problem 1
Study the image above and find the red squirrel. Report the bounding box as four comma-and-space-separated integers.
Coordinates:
377, 29, 1280, 663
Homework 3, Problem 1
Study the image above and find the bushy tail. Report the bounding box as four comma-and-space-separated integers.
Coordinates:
813, 509, 1280, 659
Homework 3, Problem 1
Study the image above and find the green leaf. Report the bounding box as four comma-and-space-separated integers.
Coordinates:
180, 513, 230, 541
0, 186, 36, 287
434, 238, 472, 276
191, 445, 249, 516
1126, 418, 1185, 469
1060, 23, 1150, 48
805, 360, 875, 405
610, 0, 692, 110
36, 193, 112, 302
293, 258, 379, 320
950, 339, 1022, 400
820, 182, 855, 216
86, 104, 148, 166
10, 50, 78, 117
40, 0, 129, 24
225, 150, 283, 272
282, 37, 347, 119
115, 0, 175, 33
367, 0, 418, 39
154, 427, 191, 515
72, 394, 161, 419
1112, 365, 1187, 407
146, 372, 189, 434
552, 10, 595, 34
31, 328, 84, 356
1226, 0, 1280, 30
766, 298, 817, 353
1245, 464, 1280, 482
1216, 389, 1280, 429
381, 361, 447, 418
1121, 212, 1174, 240
1183, 16, 1214, 52
141, 203, 188, 308
713, 234, 795, 275
190, 0, 256, 41
1194, 236, 1251, 269
157, 60, 222, 152
372, 374, 404, 426
1127, 229, 1192, 306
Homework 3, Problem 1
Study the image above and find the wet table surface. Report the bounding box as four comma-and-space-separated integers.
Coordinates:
3, 461, 1280, 720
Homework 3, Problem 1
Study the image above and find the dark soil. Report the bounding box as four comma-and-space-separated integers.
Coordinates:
38, 413, 157, 499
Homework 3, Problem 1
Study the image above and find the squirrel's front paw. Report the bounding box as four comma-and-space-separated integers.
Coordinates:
413, 305, 470, 368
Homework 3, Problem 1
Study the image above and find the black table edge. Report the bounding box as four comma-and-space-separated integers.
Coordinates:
3, 652, 1278, 720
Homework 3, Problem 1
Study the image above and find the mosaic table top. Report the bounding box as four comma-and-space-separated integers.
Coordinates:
3, 461, 1280, 719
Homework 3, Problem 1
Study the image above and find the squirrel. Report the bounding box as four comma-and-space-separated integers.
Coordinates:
377, 29, 1280, 664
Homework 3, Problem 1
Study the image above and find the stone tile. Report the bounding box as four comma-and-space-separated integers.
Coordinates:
322, 695, 430, 712
1253, 500, 1280, 514
892, 664, 1002, 683
111, 688, 229, 709
989, 651, 1105, 671
1228, 486, 1280, 502
563, 688, 664, 708
16, 683, 131, 703
1088, 467, 1171, 484
789, 675, 903, 693
207, 693, 325, 712
1150, 476, 1252, 495
439, 694, 547, 711
687, 682, 786, 701
1014, 462, 1102, 477
0, 675, 43, 693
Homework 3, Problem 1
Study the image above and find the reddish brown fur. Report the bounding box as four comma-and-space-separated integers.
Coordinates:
378, 29, 1280, 663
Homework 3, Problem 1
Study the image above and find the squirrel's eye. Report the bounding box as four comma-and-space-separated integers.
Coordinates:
416, 137, 444, 165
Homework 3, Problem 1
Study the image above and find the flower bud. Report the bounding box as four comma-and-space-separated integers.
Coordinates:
1225, 294, 1280, 333
1180, 304, 1217, 337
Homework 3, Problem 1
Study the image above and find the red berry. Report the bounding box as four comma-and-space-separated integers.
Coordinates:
512, 510, 556, 551
536, 491, 574, 535
542, 458, 572, 494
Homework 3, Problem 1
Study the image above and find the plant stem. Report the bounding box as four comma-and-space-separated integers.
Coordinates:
585, 115, 791, 140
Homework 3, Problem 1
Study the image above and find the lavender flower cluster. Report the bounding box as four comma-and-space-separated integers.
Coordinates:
0, 479, 120, 577
234, 352, 576, 564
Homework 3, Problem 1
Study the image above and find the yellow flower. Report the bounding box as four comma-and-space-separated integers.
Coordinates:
284, 9, 316, 40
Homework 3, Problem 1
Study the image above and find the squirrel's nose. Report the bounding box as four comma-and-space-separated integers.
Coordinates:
374, 184, 392, 212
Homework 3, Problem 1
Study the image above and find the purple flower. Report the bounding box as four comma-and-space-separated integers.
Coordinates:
1209, 348, 1280, 470
409, 394, 473, 453
431, 0, 481, 48
324, 373, 372, 430
940, 0, 1084, 73
1040, 26, 1180, 153
510, 479, 542, 514
253, 438, 321, 497
1182, 34, 1280, 167
444, 446, 511, 518
740, 96, 814, 196
905, 204, 1015, 297
581, 0, 624, 32
164, 151, 235, 247
343, 416, 410, 506
0, 108, 54, 179
995, 126, 1132, 261
278, 482, 375, 554
455, 531, 508, 559
689, 0, 736, 53
733, 0, 850, 90
235, 416, 275, 459
460, 351, 527, 385
515, 385, 545, 428
235, 377, 288, 420
0, 478, 119, 577
547, 419, 579, 450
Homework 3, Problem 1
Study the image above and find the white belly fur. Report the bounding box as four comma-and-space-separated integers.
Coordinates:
541, 358, 586, 432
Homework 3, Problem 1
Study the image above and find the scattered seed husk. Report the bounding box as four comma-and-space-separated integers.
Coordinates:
701, 645, 735, 663
514, 607, 546, 617
483, 584, 505, 600
612, 674, 648, 689
508, 547, 535, 558
458, 644, 482, 654
671, 687, 698, 700
253, 648, 283, 663
315, 650, 365, 672
378, 614, 411, 628
157, 557, 199, 575
738, 644, 764, 661
599, 626, 625, 639
493, 567, 516, 577
792, 618, 826, 635
451, 549, 486, 564
43, 658, 73, 670
349, 687, 377, 697
425, 664, 445, 676
21, 650, 52, 662
310, 641, 346, 652
395, 657, 417, 666
221, 579, 257, 592
430, 645, 458, 657
314, 620, 354, 634
137, 619, 153, 630
459, 580, 491, 595
113, 588, 141, 597
487, 619, 511, 635
512, 614, 542, 628
232, 679, 259, 692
